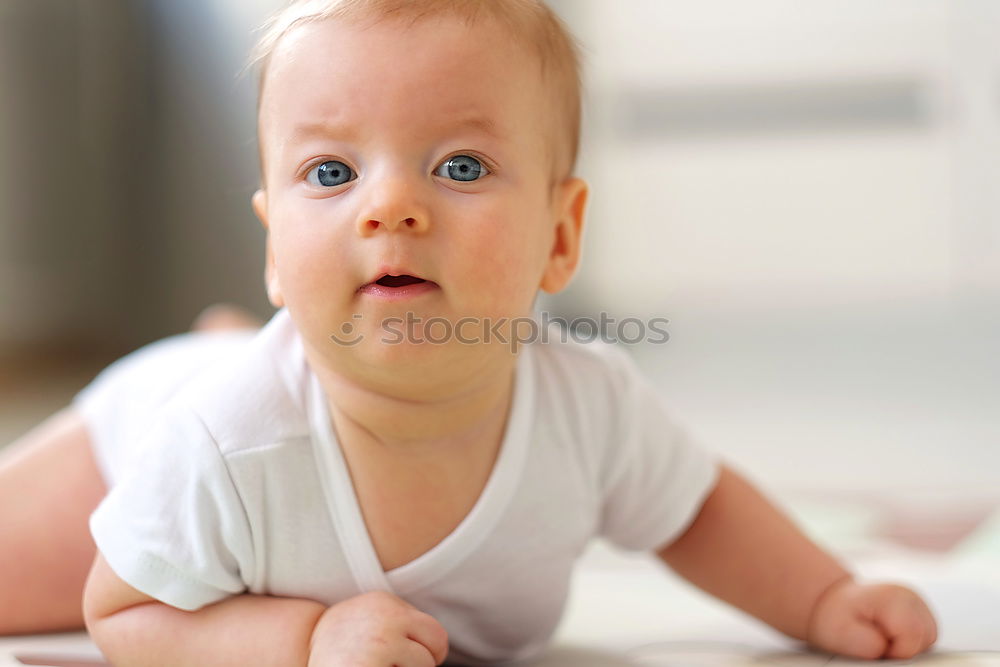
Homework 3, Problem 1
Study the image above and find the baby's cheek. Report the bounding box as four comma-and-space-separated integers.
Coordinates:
455, 222, 547, 315
271, 246, 355, 339
274, 205, 352, 281
279, 238, 332, 294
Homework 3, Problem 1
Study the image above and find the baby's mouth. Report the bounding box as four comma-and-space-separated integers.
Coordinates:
358, 272, 439, 300
373, 274, 426, 287
358, 261, 440, 298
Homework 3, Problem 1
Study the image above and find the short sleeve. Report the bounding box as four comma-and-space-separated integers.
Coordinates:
596, 346, 721, 552
88, 404, 255, 611
72, 330, 256, 488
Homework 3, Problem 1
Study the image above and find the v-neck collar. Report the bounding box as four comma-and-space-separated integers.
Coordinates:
307, 345, 535, 596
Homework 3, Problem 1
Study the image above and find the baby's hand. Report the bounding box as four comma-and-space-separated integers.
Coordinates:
308, 591, 449, 667
806, 578, 938, 660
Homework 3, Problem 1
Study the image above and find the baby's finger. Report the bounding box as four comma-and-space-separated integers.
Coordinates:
397, 635, 440, 667
875, 588, 935, 659
404, 611, 450, 666
923, 603, 939, 646
832, 616, 889, 660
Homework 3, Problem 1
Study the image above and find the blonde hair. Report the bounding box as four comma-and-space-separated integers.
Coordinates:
246, 0, 583, 182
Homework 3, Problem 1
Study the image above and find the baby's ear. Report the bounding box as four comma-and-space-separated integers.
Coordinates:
251, 189, 284, 308
540, 177, 588, 294
251, 189, 269, 229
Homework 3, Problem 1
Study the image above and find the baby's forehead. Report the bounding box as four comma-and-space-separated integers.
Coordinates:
249, 1, 581, 181
266, 13, 540, 80
261, 18, 545, 129
254, 10, 573, 181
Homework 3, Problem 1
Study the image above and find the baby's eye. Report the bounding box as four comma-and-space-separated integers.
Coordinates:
434, 155, 487, 182
306, 160, 356, 187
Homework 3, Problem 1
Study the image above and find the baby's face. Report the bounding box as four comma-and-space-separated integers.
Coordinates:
253, 13, 585, 386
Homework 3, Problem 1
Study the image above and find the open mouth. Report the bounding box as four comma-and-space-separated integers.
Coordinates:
374, 274, 426, 287
359, 271, 438, 300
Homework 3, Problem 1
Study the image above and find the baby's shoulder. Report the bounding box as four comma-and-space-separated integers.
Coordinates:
529, 329, 638, 395
526, 332, 646, 447
165, 309, 311, 455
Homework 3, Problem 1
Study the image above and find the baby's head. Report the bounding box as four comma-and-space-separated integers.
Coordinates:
247, 0, 589, 395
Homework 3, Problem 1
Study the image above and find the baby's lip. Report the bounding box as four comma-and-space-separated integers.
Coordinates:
360, 266, 436, 290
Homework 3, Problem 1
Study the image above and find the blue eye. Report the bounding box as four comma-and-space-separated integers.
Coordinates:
307, 160, 355, 187
435, 155, 486, 182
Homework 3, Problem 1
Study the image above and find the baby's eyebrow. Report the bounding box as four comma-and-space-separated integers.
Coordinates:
450, 115, 503, 139
287, 120, 361, 145
286, 115, 504, 145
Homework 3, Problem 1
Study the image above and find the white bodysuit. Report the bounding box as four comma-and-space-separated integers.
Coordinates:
78, 307, 720, 665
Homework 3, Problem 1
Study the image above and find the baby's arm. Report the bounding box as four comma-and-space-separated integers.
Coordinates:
83, 552, 325, 666
83, 552, 450, 666
656, 463, 937, 660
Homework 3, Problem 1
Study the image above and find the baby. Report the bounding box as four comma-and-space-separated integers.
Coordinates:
5, 0, 940, 665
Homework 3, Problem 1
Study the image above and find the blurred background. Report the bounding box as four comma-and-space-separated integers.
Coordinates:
1, 1, 998, 557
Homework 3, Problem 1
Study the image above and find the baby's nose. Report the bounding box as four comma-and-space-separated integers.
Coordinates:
358, 216, 423, 234
355, 179, 430, 236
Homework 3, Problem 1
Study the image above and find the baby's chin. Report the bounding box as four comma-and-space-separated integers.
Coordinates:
355, 331, 517, 366
323, 334, 520, 400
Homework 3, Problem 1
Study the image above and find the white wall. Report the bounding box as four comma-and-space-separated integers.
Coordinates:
546, 1, 1000, 501
551, 0, 999, 315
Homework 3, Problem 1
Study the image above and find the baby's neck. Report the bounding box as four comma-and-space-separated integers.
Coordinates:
311, 353, 517, 460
